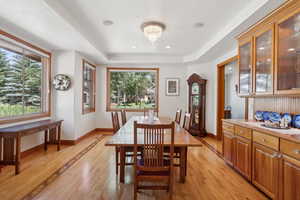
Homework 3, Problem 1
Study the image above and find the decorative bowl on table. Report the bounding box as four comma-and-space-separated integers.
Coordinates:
282, 113, 292, 126
269, 112, 281, 123
293, 115, 300, 128
255, 111, 263, 121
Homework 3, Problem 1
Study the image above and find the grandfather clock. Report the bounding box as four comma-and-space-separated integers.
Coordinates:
187, 73, 207, 137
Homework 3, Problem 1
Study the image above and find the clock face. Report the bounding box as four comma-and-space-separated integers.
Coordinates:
53, 74, 71, 91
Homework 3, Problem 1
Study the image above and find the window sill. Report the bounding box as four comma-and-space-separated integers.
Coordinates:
0, 112, 51, 125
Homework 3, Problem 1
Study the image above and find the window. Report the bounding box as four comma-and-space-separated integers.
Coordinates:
107, 68, 159, 111
82, 60, 96, 114
0, 30, 51, 124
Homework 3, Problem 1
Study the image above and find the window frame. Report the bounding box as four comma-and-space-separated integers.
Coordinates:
82, 59, 96, 114
106, 67, 159, 112
0, 29, 51, 125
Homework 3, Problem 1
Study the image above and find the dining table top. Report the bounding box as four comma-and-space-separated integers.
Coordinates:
105, 116, 202, 147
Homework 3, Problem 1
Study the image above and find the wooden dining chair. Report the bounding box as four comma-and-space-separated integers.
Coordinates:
133, 121, 175, 200
112, 111, 137, 175
111, 112, 120, 133
120, 109, 127, 126
143, 108, 158, 117
183, 113, 192, 131
111, 112, 121, 174
174, 109, 182, 124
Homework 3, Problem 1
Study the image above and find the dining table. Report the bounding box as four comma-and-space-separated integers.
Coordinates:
105, 115, 202, 183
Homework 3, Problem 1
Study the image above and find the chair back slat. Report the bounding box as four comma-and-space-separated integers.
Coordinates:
134, 122, 175, 168
175, 109, 182, 124
183, 113, 191, 131
111, 112, 120, 134
120, 109, 127, 126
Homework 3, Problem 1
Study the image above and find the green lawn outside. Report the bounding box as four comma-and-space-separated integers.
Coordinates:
0, 104, 40, 117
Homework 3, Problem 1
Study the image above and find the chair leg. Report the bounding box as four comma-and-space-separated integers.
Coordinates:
169, 176, 173, 200
115, 147, 119, 175
134, 181, 138, 200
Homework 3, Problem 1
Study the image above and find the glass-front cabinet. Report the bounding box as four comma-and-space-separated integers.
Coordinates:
253, 25, 274, 94
237, 1, 300, 96
276, 9, 300, 94
238, 39, 252, 96
187, 73, 207, 137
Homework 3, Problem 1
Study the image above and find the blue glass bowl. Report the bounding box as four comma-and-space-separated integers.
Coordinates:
269, 112, 281, 123
262, 111, 270, 121
255, 111, 263, 121
293, 115, 300, 128
282, 113, 292, 126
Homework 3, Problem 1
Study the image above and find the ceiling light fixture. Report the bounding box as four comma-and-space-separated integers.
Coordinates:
141, 21, 166, 44
132, 45, 137, 49
165, 45, 171, 49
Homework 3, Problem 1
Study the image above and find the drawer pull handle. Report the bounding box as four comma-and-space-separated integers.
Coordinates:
271, 153, 278, 158
293, 149, 300, 154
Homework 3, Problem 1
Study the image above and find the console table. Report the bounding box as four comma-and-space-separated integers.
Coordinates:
0, 119, 63, 175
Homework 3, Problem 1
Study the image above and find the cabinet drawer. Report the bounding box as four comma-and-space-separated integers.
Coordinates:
235, 126, 251, 139
280, 139, 300, 160
253, 131, 279, 151
222, 122, 234, 133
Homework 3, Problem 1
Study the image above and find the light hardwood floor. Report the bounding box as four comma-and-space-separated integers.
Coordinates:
201, 136, 223, 154
0, 133, 267, 200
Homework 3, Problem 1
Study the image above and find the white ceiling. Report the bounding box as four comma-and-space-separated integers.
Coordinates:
0, 0, 286, 64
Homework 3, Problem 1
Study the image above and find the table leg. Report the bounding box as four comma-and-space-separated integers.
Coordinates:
180, 147, 187, 183
120, 146, 125, 183
44, 129, 48, 151
15, 135, 21, 175
57, 125, 61, 151
185, 147, 188, 176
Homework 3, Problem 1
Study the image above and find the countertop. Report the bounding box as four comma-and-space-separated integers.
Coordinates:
222, 119, 300, 143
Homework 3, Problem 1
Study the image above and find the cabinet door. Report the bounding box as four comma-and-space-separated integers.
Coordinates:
238, 39, 253, 96
235, 136, 251, 181
276, 9, 300, 95
279, 155, 300, 200
252, 143, 279, 199
223, 131, 235, 167
254, 25, 274, 95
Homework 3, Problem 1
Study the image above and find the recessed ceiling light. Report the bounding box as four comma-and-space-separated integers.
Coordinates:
103, 20, 114, 26
165, 45, 171, 49
132, 45, 137, 49
259, 47, 265, 50
194, 22, 204, 28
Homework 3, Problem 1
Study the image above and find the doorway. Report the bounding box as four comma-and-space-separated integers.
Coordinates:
216, 56, 248, 141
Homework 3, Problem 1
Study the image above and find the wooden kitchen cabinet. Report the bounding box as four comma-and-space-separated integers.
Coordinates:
279, 155, 300, 200
235, 136, 252, 181
237, 0, 300, 96
252, 142, 280, 199
223, 130, 235, 167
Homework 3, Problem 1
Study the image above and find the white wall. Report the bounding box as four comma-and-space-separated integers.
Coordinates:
53, 50, 97, 140
52, 51, 76, 140
74, 51, 97, 139
96, 64, 188, 128
187, 49, 237, 134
